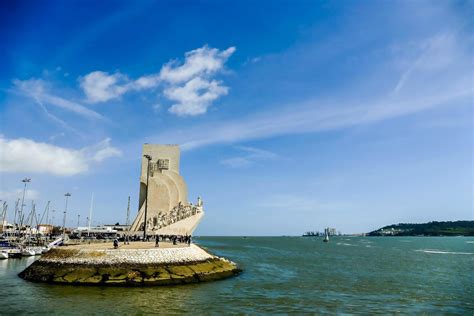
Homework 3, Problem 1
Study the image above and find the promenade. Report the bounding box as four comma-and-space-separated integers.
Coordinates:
66, 241, 188, 250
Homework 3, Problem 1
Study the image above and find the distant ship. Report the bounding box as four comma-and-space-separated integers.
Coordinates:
302, 231, 319, 237
323, 228, 329, 242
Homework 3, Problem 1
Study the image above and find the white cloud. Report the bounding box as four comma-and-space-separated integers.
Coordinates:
82, 138, 122, 162
159, 45, 235, 84
79, 45, 236, 116
132, 74, 161, 90
220, 146, 278, 168
0, 189, 39, 201
79, 71, 129, 103
166, 77, 229, 116
0, 136, 121, 176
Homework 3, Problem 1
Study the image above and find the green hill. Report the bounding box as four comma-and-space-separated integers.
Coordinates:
367, 221, 474, 236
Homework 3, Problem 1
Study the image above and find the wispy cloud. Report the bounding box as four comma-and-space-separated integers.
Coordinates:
79, 45, 235, 116
392, 33, 460, 95
220, 146, 278, 168
13, 78, 103, 121
151, 33, 472, 150
0, 189, 39, 201
153, 87, 470, 151
0, 136, 121, 176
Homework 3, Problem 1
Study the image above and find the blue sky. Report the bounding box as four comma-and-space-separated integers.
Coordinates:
0, 0, 472, 235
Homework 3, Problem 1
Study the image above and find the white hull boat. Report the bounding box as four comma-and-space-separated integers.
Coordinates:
22, 249, 36, 256
0, 252, 8, 259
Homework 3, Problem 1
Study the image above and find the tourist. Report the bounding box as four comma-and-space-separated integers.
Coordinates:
113, 238, 119, 249
155, 236, 159, 248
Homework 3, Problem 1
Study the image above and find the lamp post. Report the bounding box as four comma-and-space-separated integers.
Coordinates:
63, 193, 71, 239
143, 154, 152, 240
19, 178, 31, 228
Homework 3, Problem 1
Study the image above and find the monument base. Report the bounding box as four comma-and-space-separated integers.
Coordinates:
18, 244, 241, 286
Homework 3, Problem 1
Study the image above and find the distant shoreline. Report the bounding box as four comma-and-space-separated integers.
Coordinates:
367, 220, 474, 237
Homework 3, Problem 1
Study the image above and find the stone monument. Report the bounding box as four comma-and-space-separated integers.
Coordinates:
18, 144, 240, 286
130, 144, 204, 236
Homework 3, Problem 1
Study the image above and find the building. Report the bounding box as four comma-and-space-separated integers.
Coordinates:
38, 224, 54, 235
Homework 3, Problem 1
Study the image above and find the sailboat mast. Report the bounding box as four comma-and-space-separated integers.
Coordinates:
1, 202, 7, 235
13, 199, 19, 229
88, 193, 94, 237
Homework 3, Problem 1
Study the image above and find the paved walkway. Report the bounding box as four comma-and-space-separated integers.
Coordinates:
66, 241, 189, 250
43, 244, 215, 264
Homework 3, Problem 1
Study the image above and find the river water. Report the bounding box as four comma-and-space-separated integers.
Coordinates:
1, 237, 473, 314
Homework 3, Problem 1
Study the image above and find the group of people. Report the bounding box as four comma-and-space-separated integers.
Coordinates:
114, 234, 192, 248
154, 234, 192, 246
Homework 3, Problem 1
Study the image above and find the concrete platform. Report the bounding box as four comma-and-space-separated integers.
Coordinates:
18, 244, 241, 286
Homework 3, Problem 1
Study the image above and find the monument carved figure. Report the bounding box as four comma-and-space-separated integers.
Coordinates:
130, 144, 204, 236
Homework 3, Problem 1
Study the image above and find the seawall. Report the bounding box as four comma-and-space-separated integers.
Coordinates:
19, 244, 241, 286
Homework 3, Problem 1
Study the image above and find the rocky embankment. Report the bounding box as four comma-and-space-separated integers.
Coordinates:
18, 245, 241, 286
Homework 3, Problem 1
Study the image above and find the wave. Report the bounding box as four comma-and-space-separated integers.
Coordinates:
336, 242, 355, 246
416, 249, 474, 255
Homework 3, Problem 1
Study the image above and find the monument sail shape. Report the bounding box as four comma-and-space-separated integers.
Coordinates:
130, 144, 204, 236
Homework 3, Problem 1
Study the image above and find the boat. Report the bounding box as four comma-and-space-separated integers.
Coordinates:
0, 252, 8, 259
6, 249, 22, 258
323, 228, 329, 242
32, 247, 45, 255
21, 248, 36, 256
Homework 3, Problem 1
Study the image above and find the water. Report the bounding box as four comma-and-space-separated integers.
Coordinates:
1, 237, 473, 314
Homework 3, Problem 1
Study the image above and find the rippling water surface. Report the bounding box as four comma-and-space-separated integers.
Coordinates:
1, 237, 473, 314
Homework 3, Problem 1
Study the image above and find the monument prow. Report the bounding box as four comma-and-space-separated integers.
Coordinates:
130, 144, 204, 236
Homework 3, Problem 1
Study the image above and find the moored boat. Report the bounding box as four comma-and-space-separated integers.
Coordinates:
0, 252, 8, 259
6, 249, 22, 258
21, 249, 36, 256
